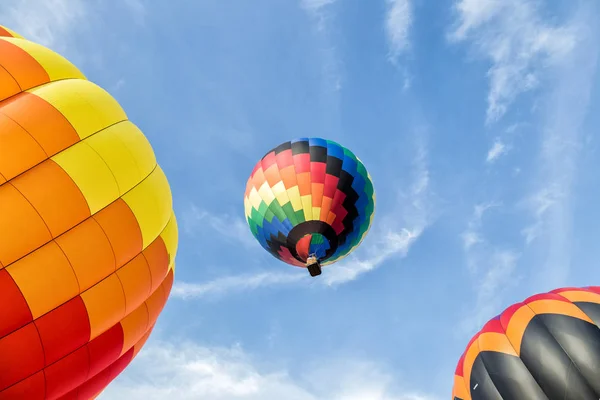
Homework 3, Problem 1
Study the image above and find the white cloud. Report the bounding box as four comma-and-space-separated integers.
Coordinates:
173, 212, 426, 297
460, 203, 521, 334
485, 138, 508, 163
0, 0, 145, 72
112, 78, 127, 92
182, 205, 257, 249
520, 183, 564, 244
100, 340, 439, 400
460, 249, 521, 334
385, 0, 413, 63
300, 0, 337, 35
452, 0, 600, 337
100, 342, 315, 400
172, 272, 306, 300
519, 2, 599, 287
450, 0, 503, 40
461, 231, 482, 250
300, 0, 343, 95
461, 202, 499, 251
323, 228, 421, 286
301, 0, 336, 12
173, 214, 426, 296
0, 0, 86, 52
449, 0, 578, 123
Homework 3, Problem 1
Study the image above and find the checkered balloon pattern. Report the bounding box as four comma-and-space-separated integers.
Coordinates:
0, 25, 177, 399
244, 138, 375, 268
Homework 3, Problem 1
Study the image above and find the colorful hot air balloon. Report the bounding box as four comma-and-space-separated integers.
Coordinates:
0, 25, 178, 399
244, 138, 375, 277
453, 286, 600, 400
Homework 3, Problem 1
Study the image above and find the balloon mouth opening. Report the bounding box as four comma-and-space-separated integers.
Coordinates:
296, 233, 331, 262
286, 221, 339, 264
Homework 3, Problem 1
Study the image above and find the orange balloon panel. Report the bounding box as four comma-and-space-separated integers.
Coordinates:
0, 25, 178, 399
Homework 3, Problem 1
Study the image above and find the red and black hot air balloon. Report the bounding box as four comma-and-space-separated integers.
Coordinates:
453, 286, 600, 399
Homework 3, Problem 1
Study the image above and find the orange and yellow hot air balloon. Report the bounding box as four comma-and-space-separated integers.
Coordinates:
0, 25, 178, 399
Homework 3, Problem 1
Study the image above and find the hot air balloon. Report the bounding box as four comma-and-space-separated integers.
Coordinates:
244, 138, 375, 277
0, 25, 178, 399
453, 286, 600, 400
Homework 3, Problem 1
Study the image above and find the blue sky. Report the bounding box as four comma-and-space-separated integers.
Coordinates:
2, 0, 600, 398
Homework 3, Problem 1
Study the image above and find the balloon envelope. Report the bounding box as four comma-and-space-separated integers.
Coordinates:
244, 138, 375, 273
453, 286, 600, 399
0, 26, 178, 399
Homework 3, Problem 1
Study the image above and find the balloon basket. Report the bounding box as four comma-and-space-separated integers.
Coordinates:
307, 261, 322, 277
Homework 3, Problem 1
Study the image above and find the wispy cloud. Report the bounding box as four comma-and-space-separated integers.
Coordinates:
520, 184, 564, 245
385, 0, 413, 63
485, 138, 508, 163
461, 201, 500, 252
449, 0, 578, 123
101, 340, 440, 400
301, 0, 336, 13
324, 138, 433, 285
0, 0, 86, 52
519, 2, 600, 287
460, 203, 521, 334
323, 228, 421, 286
0, 0, 143, 85
173, 217, 425, 297
172, 272, 306, 300
112, 78, 127, 92
182, 204, 257, 249
460, 249, 521, 334
300, 0, 343, 93
447, 0, 600, 339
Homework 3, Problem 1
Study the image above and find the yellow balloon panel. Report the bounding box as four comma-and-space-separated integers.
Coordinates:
2, 37, 86, 82
29, 79, 127, 140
